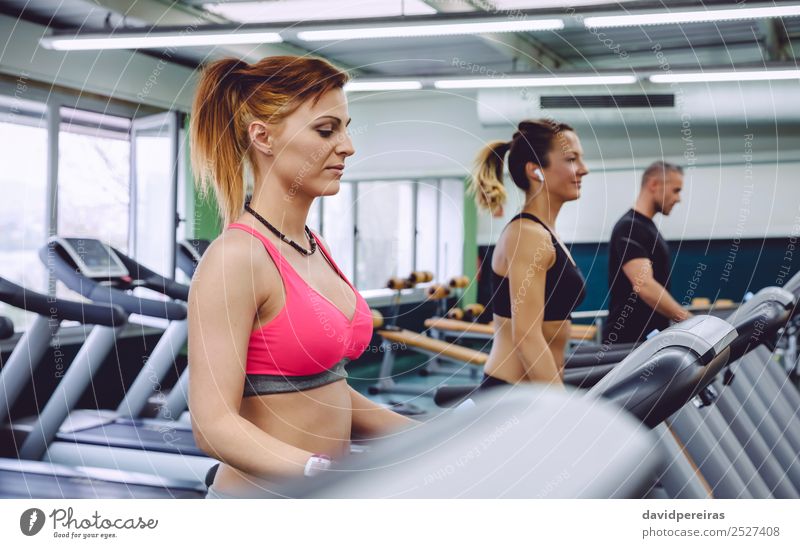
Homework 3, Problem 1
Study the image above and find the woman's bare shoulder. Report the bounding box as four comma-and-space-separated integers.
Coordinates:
499, 219, 555, 264
191, 229, 278, 297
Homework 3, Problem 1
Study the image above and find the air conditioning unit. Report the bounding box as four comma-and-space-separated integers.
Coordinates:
477, 81, 800, 126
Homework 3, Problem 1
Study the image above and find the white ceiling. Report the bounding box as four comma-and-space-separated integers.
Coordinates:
1, 0, 797, 77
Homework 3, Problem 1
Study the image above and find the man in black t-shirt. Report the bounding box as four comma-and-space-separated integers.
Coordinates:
603, 161, 692, 344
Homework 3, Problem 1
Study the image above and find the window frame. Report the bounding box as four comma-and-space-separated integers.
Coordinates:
0, 84, 179, 300
321, 176, 464, 291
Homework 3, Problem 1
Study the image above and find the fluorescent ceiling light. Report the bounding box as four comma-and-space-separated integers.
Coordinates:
434, 74, 637, 89
494, 0, 641, 7
204, 0, 436, 23
345, 81, 423, 92
297, 19, 564, 41
649, 69, 800, 83
40, 31, 283, 51
584, 5, 800, 28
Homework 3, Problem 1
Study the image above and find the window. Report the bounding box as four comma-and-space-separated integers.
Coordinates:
130, 112, 180, 277
0, 102, 48, 329
58, 107, 131, 252
307, 199, 321, 233
0, 89, 184, 334
355, 181, 415, 291
321, 182, 354, 280
438, 178, 465, 280
315, 179, 465, 291
415, 181, 439, 274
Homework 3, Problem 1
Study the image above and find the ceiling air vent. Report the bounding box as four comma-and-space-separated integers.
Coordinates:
540, 94, 675, 109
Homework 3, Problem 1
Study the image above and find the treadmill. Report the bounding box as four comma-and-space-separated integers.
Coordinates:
133, 238, 212, 424
667, 286, 799, 498
175, 239, 210, 282
143, 238, 213, 422
0, 314, 12, 339
16, 238, 215, 482
0, 276, 204, 498
270, 385, 663, 498
262, 316, 738, 498
105, 237, 212, 423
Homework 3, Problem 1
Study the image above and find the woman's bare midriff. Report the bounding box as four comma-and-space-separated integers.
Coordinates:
211, 379, 353, 496
483, 315, 571, 382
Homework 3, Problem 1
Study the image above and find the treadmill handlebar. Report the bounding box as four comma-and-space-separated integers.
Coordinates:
727, 309, 781, 360
0, 277, 127, 327
587, 316, 737, 427
41, 243, 187, 321
0, 315, 13, 339
86, 281, 187, 321
784, 269, 800, 297
729, 287, 794, 322
112, 250, 190, 302
725, 287, 795, 357
611, 316, 736, 371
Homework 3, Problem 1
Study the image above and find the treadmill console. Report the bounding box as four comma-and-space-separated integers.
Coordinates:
54, 237, 129, 279
178, 240, 204, 262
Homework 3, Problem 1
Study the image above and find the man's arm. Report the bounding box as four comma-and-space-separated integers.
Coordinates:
622, 258, 691, 322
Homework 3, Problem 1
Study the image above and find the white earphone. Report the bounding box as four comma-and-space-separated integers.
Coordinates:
527, 167, 546, 200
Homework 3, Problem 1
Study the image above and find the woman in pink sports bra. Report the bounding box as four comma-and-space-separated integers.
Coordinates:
187, 55, 414, 498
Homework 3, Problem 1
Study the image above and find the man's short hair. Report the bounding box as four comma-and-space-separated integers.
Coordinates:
641, 161, 683, 187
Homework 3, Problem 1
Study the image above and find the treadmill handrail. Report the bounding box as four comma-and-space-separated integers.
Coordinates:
600, 316, 737, 376
175, 240, 209, 279
729, 287, 794, 322
0, 276, 128, 327
0, 315, 13, 339
112, 249, 190, 302
589, 316, 736, 392
727, 302, 791, 360
784, 269, 800, 296
724, 287, 794, 359
41, 243, 187, 321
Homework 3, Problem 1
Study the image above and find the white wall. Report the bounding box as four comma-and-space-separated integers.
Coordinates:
558, 160, 800, 243
345, 90, 509, 180
345, 90, 800, 245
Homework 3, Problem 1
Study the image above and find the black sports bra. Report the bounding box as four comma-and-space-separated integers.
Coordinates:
490, 213, 586, 321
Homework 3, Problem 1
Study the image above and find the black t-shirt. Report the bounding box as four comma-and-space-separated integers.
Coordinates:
603, 209, 672, 344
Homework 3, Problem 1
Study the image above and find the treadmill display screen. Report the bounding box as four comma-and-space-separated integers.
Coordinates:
62, 238, 128, 278
66, 239, 114, 268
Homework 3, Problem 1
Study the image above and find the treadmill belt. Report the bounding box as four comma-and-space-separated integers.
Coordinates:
0, 469, 203, 499
58, 421, 206, 456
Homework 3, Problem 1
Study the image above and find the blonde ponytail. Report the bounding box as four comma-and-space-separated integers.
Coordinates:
470, 140, 510, 215
190, 58, 251, 227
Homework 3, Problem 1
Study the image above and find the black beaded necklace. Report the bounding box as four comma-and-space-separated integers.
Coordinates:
244, 201, 316, 256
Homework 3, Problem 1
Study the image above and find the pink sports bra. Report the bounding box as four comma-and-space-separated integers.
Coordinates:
227, 223, 373, 395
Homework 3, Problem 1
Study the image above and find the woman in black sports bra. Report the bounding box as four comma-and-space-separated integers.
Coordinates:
470, 119, 589, 387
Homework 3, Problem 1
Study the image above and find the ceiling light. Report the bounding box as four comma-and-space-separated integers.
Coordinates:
434, 75, 638, 89
297, 19, 564, 41
649, 69, 800, 83
345, 81, 423, 92
40, 31, 283, 51
203, 0, 436, 23
584, 5, 800, 28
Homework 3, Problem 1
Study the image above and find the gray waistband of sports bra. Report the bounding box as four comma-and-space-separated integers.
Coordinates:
243, 360, 349, 396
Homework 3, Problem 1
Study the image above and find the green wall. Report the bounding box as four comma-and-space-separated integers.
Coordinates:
462, 178, 478, 305
184, 115, 222, 240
